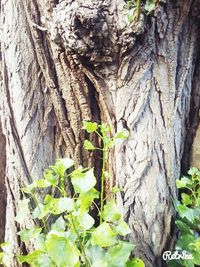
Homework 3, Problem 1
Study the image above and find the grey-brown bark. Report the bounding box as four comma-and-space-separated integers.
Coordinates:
0, 0, 200, 266
0, 119, 6, 243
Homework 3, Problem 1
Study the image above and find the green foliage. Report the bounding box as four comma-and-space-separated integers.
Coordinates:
171, 167, 200, 267
12, 121, 144, 267
125, 0, 157, 22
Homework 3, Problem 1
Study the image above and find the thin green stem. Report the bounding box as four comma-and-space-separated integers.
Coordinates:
100, 145, 107, 225
69, 214, 91, 267
30, 192, 47, 232
136, 0, 141, 20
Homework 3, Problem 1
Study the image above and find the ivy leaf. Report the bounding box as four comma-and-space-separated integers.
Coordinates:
127, 13, 134, 23
18, 251, 53, 267
188, 167, 199, 176
78, 188, 99, 211
21, 184, 35, 194
102, 200, 121, 222
84, 140, 95, 150
33, 203, 49, 219
44, 170, 58, 186
51, 216, 66, 231
18, 250, 42, 264
91, 222, 117, 247
18, 227, 42, 242
144, 0, 156, 13
15, 199, 30, 224
176, 204, 195, 222
54, 158, 74, 177
115, 221, 131, 236
82, 121, 98, 133
116, 129, 129, 139
44, 195, 74, 215
176, 177, 192, 189
181, 193, 192, 206
176, 234, 195, 251
33, 179, 51, 188
77, 212, 95, 230
100, 123, 111, 135
111, 186, 122, 194
46, 232, 80, 267
176, 220, 193, 235
126, 258, 145, 267
105, 241, 135, 267
85, 245, 106, 266
71, 168, 96, 193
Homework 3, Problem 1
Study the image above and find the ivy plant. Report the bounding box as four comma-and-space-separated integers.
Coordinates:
1, 122, 144, 267
126, 0, 157, 22
169, 167, 200, 267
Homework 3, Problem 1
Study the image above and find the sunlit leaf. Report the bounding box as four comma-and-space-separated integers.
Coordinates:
91, 222, 116, 247
106, 241, 135, 267
115, 221, 131, 236
102, 201, 121, 222
46, 232, 80, 267
84, 140, 95, 150
144, 0, 156, 13
71, 168, 96, 193
82, 121, 98, 133
15, 199, 30, 224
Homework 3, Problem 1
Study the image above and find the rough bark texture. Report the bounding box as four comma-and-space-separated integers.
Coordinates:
0, 120, 6, 243
0, 0, 200, 266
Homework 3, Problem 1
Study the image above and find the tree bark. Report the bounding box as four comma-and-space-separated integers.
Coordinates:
0, 0, 200, 266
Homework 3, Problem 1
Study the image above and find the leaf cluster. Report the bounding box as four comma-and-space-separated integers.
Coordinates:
170, 167, 200, 267
1, 122, 144, 267
125, 0, 157, 23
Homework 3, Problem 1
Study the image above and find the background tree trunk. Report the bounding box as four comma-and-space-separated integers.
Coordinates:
0, 0, 200, 266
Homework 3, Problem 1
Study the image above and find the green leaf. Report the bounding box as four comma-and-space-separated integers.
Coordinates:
176, 220, 193, 235
18, 227, 42, 242
21, 184, 35, 194
44, 195, 74, 215
71, 168, 96, 193
115, 221, 131, 236
46, 232, 80, 267
51, 216, 66, 231
176, 234, 195, 250
33, 179, 51, 188
78, 188, 99, 212
144, 0, 156, 13
111, 186, 122, 194
100, 123, 111, 135
116, 129, 129, 139
44, 169, 58, 186
0, 252, 3, 264
91, 222, 117, 247
181, 193, 192, 206
126, 258, 145, 267
188, 167, 199, 176
102, 200, 121, 222
176, 177, 192, 189
176, 204, 195, 222
105, 138, 115, 149
55, 158, 74, 177
78, 212, 94, 230
33, 203, 49, 219
15, 199, 30, 224
82, 121, 98, 133
18, 250, 42, 264
84, 140, 95, 150
18, 251, 53, 267
106, 241, 135, 267
127, 13, 134, 23
85, 245, 106, 266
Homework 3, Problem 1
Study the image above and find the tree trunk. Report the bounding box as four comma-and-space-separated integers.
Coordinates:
0, 0, 200, 266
